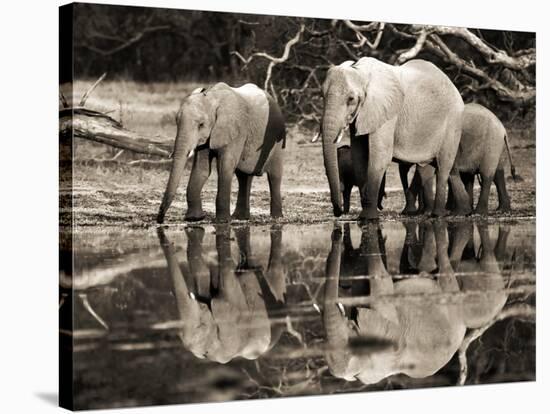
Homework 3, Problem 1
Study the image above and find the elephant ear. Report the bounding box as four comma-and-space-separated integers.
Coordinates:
209, 89, 246, 150
354, 57, 405, 135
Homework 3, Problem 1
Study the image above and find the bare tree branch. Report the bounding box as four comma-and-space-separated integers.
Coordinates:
344, 21, 385, 49
421, 25, 536, 70
78, 25, 171, 56
59, 90, 69, 108
79, 72, 107, 106
232, 24, 306, 92
396, 28, 428, 63
457, 303, 535, 386
427, 34, 535, 103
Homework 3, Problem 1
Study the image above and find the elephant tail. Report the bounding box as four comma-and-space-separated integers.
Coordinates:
504, 133, 523, 182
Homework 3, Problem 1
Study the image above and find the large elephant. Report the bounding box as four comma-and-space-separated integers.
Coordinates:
402, 103, 517, 215
157, 224, 286, 363
157, 83, 285, 224
323, 221, 509, 385
320, 57, 471, 219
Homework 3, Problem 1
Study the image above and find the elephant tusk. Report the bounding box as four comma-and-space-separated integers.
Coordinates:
188, 292, 196, 300
313, 303, 321, 314
311, 132, 320, 143
337, 302, 346, 317
187, 149, 195, 159
334, 130, 344, 144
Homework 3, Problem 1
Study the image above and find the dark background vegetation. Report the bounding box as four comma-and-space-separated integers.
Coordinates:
72, 3, 535, 123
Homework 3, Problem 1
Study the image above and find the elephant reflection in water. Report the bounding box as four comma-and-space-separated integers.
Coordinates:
157, 224, 286, 363
323, 221, 510, 385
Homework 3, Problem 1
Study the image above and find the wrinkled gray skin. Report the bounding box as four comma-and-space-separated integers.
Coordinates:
402, 103, 515, 215
157, 224, 286, 363
323, 221, 508, 384
157, 83, 285, 224
321, 57, 470, 219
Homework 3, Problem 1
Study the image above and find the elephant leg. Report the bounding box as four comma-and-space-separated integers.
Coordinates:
215, 155, 237, 223
359, 125, 394, 221
377, 172, 386, 210
417, 165, 435, 215
233, 170, 253, 220
448, 222, 473, 271
433, 221, 460, 292
400, 163, 417, 215
265, 150, 283, 218
267, 174, 283, 219
494, 224, 511, 263
342, 184, 352, 214
474, 173, 494, 215
494, 168, 511, 212
434, 126, 471, 216
445, 179, 455, 211
460, 172, 475, 211
185, 148, 214, 221
350, 134, 369, 209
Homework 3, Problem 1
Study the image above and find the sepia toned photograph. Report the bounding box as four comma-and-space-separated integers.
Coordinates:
59, 2, 536, 410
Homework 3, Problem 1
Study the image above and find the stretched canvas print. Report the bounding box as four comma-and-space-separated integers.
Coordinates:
59, 2, 536, 410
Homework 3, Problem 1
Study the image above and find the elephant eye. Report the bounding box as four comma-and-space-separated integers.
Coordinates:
198, 122, 205, 129
347, 96, 355, 104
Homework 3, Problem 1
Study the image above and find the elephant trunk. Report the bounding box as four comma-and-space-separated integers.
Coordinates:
323, 230, 352, 378
322, 110, 344, 216
157, 135, 192, 223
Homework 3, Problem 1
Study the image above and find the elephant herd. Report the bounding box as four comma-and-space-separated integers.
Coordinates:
156, 57, 517, 224
157, 221, 511, 384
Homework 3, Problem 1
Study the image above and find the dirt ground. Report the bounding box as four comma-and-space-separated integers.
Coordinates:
61, 80, 536, 229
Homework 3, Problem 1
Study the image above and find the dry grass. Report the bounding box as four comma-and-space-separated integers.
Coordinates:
62, 80, 536, 229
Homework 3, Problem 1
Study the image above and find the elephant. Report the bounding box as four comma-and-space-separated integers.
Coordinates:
322, 220, 509, 385
157, 224, 287, 363
337, 145, 385, 214
157, 82, 286, 224
401, 103, 517, 215
320, 57, 471, 220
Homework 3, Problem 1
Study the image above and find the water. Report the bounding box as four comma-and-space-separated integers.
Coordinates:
60, 220, 535, 410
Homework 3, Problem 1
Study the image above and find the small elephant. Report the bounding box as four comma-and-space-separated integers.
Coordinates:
403, 103, 517, 215
157, 83, 286, 224
337, 145, 386, 214
157, 224, 287, 363
320, 57, 471, 220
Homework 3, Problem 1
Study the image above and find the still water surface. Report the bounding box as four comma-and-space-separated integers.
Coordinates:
60, 220, 535, 410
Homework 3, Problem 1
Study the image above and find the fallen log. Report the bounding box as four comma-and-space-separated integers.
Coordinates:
59, 107, 173, 158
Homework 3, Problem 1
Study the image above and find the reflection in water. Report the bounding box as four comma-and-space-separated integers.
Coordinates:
158, 225, 286, 363
63, 221, 535, 409
323, 222, 514, 385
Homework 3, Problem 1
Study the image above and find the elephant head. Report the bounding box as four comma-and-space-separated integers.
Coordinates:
157, 84, 249, 223
321, 58, 404, 216
323, 222, 467, 385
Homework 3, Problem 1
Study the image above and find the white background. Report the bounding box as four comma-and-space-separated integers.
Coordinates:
0, 0, 546, 412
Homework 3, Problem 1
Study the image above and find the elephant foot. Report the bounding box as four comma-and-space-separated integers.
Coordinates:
333, 205, 344, 217
270, 211, 283, 219
451, 208, 472, 217
232, 210, 250, 221
156, 213, 166, 224
473, 204, 489, 216
496, 204, 511, 213
215, 214, 231, 224
184, 210, 206, 222
357, 209, 379, 222
430, 208, 447, 218
402, 207, 420, 216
